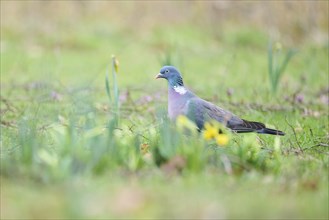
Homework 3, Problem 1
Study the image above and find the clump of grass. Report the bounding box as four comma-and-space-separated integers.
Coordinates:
268, 40, 297, 93
105, 55, 120, 128
0, 52, 323, 182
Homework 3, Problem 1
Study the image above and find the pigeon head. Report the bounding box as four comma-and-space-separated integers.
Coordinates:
156, 66, 184, 87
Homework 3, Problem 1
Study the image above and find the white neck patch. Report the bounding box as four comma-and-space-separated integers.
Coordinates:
173, 86, 187, 95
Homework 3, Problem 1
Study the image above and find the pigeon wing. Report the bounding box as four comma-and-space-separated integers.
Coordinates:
185, 97, 284, 135
184, 97, 244, 130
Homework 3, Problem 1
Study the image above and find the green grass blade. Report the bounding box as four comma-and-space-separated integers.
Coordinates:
268, 40, 273, 80
105, 64, 112, 103
277, 49, 297, 79
268, 40, 275, 91
111, 55, 120, 126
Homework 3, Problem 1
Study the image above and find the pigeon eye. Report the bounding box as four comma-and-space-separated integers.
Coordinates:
165, 69, 169, 73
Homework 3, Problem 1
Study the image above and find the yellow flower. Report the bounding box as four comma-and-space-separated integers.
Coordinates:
177, 115, 189, 125
274, 42, 282, 51
203, 121, 230, 146
216, 134, 229, 146
203, 122, 218, 140
112, 55, 119, 72
176, 115, 197, 132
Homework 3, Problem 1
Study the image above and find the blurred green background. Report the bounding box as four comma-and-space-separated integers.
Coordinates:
2, 1, 328, 89
1, 1, 328, 219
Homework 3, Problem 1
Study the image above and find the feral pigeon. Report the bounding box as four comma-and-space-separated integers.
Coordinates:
156, 66, 285, 136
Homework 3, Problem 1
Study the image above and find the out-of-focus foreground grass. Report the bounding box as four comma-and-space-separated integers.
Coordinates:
1, 1, 328, 219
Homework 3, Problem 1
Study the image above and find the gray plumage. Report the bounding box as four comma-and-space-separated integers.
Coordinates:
156, 66, 285, 136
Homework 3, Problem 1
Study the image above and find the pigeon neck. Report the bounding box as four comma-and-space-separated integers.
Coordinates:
168, 77, 186, 95
168, 76, 184, 87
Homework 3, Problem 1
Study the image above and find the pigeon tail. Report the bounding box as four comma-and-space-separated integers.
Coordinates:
231, 120, 285, 136
257, 127, 285, 136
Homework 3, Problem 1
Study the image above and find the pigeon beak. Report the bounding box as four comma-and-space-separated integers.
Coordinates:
155, 73, 164, 79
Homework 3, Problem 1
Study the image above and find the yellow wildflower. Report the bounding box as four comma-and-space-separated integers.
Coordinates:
203, 122, 218, 140
112, 55, 119, 72
176, 115, 197, 132
203, 121, 230, 146
216, 134, 229, 146
177, 115, 189, 125
274, 42, 282, 51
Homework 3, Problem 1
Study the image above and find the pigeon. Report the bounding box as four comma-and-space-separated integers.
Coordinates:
156, 66, 285, 136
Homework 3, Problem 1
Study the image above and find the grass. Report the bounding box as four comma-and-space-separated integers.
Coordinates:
1, 2, 329, 219
268, 40, 297, 93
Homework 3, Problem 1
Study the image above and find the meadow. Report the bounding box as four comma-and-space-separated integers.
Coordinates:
1, 1, 328, 219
